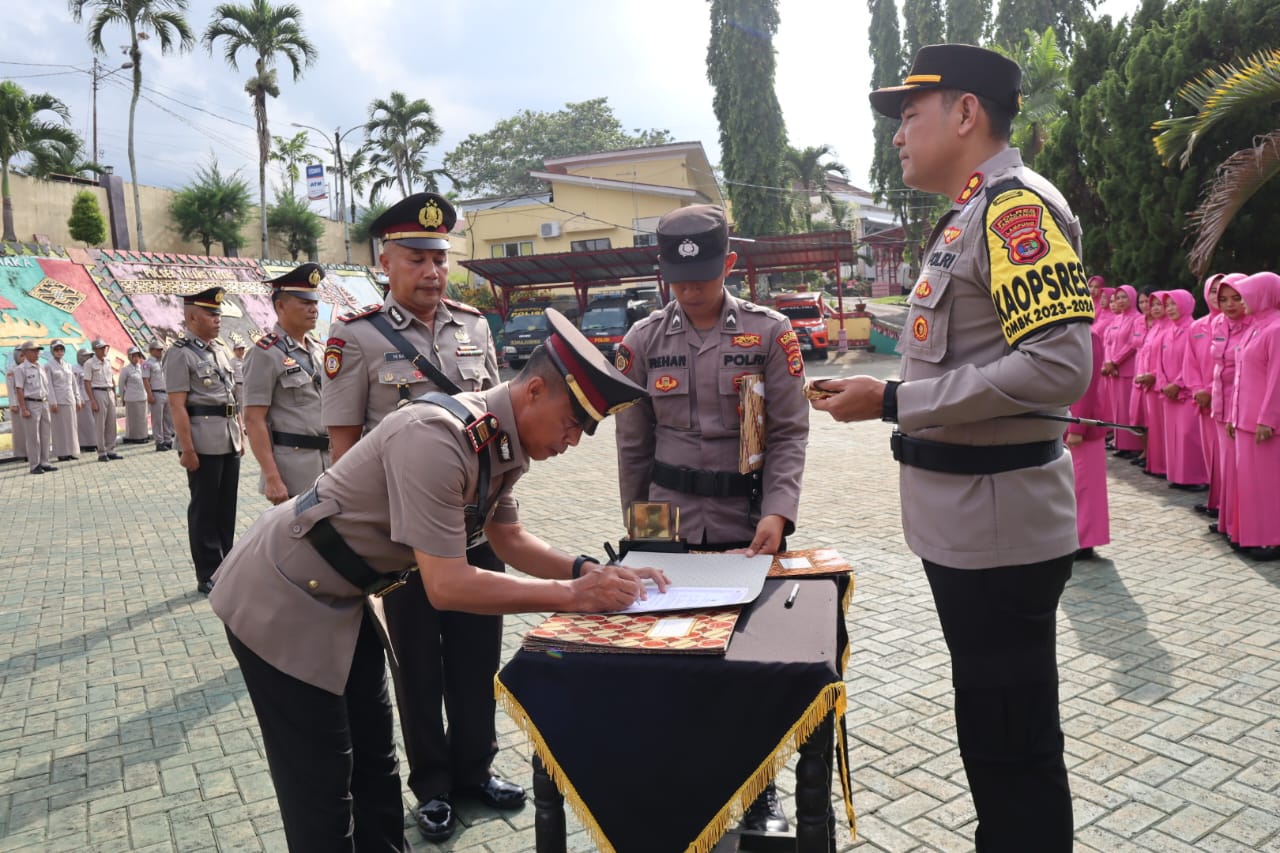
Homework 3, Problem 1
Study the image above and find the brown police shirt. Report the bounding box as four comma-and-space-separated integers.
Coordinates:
163, 332, 242, 455
243, 323, 329, 496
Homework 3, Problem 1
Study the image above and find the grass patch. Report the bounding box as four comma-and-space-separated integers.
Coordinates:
868, 295, 909, 305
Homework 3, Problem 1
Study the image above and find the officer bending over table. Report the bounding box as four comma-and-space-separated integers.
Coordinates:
209, 311, 669, 852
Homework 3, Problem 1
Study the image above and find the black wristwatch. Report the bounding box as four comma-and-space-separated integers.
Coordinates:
571, 554, 597, 579
881, 380, 901, 423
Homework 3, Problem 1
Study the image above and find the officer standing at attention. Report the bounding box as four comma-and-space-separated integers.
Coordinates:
45, 340, 83, 461
84, 339, 122, 461
243, 262, 329, 502
613, 203, 809, 832
74, 349, 96, 453
143, 340, 173, 451
165, 287, 244, 595
230, 342, 247, 409
210, 313, 664, 852
7, 347, 28, 463
322, 192, 515, 842
14, 341, 56, 474
812, 45, 1090, 850
118, 346, 150, 443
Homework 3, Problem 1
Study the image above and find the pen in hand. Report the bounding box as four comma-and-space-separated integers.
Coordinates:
784, 583, 800, 609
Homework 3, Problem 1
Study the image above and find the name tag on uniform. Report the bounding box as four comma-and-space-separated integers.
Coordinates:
285, 365, 303, 375
384, 352, 407, 362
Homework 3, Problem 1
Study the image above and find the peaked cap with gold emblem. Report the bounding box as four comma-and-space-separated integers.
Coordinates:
182, 286, 226, 314
370, 192, 456, 251
541, 308, 647, 436
265, 262, 325, 302
869, 43, 1022, 119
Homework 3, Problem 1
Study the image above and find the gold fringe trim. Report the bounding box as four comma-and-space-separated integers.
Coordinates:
839, 575, 856, 675
496, 676, 858, 853
495, 678, 617, 853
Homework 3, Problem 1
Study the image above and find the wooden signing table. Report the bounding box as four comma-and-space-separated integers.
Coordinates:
496, 573, 856, 853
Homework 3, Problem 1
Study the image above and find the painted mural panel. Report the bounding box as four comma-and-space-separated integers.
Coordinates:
259, 263, 383, 341
1, 254, 132, 406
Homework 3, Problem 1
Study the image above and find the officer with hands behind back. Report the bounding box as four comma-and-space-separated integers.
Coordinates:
811, 44, 1089, 850
210, 312, 667, 853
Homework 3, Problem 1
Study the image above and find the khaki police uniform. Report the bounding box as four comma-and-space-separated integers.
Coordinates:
165, 328, 243, 588
142, 350, 173, 449
211, 384, 528, 852
74, 353, 96, 451
6, 350, 27, 461
118, 358, 149, 441
243, 323, 329, 497
15, 355, 52, 471
44, 348, 82, 459
84, 351, 118, 457
231, 353, 245, 408
615, 293, 809, 544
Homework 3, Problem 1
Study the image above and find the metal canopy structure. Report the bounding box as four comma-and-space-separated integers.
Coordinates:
460, 229, 859, 318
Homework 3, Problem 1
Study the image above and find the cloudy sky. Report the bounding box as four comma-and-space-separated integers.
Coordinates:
6, 0, 1141, 207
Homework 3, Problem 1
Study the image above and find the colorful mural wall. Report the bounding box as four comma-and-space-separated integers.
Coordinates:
1, 242, 384, 411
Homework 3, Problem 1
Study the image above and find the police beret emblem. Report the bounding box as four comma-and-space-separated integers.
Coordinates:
308, 268, 322, 286
677, 239, 700, 258
419, 200, 444, 230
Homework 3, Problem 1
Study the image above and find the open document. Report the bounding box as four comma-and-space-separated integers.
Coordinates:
611, 551, 773, 614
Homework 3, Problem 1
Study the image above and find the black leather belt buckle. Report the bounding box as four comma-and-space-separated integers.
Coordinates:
225, 404, 237, 418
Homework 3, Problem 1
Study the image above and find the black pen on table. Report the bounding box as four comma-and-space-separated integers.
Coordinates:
784, 582, 800, 609
603, 542, 619, 564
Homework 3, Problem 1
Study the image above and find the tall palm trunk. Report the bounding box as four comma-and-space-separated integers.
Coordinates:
128, 33, 146, 250
255, 90, 268, 258
2, 162, 16, 242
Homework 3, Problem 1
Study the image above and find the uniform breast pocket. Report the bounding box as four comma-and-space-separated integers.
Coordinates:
194, 363, 221, 389
279, 369, 316, 402
718, 368, 756, 430
903, 271, 953, 363
456, 353, 487, 388
377, 363, 427, 390
648, 367, 691, 430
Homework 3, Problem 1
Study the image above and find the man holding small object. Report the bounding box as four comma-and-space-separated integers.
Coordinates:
811, 44, 1088, 849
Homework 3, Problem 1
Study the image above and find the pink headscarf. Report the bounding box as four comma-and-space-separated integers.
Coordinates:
1094, 286, 1116, 332
1203, 274, 1225, 316
1234, 271, 1280, 326
1164, 290, 1195, 329
1109, 284, 1141, 343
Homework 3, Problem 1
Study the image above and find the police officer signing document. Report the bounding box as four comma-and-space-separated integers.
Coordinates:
210, 312, 668, 853
812, 45, 1089, 849
321, 192, 514, 843
165, 287, 244, 595
243, 263, 330, 502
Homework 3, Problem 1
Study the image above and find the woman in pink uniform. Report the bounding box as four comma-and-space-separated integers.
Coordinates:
1103, 285, 1143, 457
1068, 327, 1110, 560
1209, 279, 1251, 544
1133, 291, 1170, 476
1228, 271, 1280, 560
1182, 274, 1226, 516
1158, 290, 1209, 490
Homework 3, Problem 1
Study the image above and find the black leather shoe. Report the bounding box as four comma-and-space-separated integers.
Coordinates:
196, 580, 215, 595
1170, 482, 1208, 492
413, 797, 455, 841
29, 468, 44, 475
57, 455, 73, 461
1208, 523, 1221, 535
741, 782, 789, 833
40, 465, 58, 472
106, 453, 123, 460
1074, 547, 1096, 561
1143, 469, 1166, 479
1249, 546, 1280, 561
1113, 450, 1138, 459
1130, 456, 1147, 466
98, 455, 110, 462
459, 775, 526, 810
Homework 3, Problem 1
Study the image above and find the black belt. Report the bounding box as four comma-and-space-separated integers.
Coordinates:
295, 486, 409, 597
272, 430, 330, 450
25, 397, 45, 402
653, 460, 758, 499
93, 386, 110, 390
187, 404, 239, 417
890, 432, 1063, 475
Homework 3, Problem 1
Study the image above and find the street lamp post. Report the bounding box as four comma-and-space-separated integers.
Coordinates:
291, 121, 363, 264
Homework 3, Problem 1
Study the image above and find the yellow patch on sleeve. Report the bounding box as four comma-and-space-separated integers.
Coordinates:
984, 188, 1095, 346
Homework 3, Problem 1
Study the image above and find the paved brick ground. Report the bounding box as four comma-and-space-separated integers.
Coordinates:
1, 354, 1278, 852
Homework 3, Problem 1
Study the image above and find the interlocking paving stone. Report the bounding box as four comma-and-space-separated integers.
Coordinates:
1, 356, 1279, 850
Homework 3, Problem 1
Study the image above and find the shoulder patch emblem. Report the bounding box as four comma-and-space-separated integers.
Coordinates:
442, 297, 483, 317
989, 202, 1049, 265
654, 375, 679, 393
465, 412, 500, 453
324, 344, 343, 379
943, 227, 962, 245
777, 330, 803, 377
256, 332, 279, 350
956, 171, 985, 205
913, 316, 929, 341
914, 280, 933, 299
732, 333, 762, 348
615, 343, 634, 374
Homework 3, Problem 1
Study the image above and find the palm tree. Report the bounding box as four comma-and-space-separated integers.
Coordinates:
364, 91, 443, 198
1154, 48, 1280, 278
69, 0, 194, 251
269, 130, 309, 195
21, 133, 106, 180
203, 0, 318, 258
344, 144, 387, 217
0, 82, 80, 242
782, 144, 848, 231
997, 28, 1068, 167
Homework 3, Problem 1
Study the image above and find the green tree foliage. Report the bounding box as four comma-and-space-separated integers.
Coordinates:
1154, 49, 1280, 277
995, 28, 1067, 167
707, 0, 790, 237
867, 0, 904, 202
21, 133, 104, 180
0, 82, 78, 242
443, 98, 672, 197
992, 0, 1095, 49
1039, 0, 1280, 289
349, 200, 388, 245
267, 192, 324, 260
270, 130, 309, 195
169, 159, 252, 255
946, 0, 989, 43
69, 0, 194, 251
903, 0, 944, 51
203, 0, 318, 259
67, 190, 107, 246
363, 92, 445, 199
782, 144, 848, 231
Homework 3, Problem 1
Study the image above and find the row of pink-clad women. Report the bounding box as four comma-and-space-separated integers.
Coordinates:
1079, 272, 1280, 560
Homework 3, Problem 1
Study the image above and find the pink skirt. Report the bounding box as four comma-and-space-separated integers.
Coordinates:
1216, 421, 1240, 542
1199, 411, 1219, 510
1070, 437, 1110, 549
1233, 430, 1280, 547
1162, 397, 1208, 486
1107, 376, 1143, 452
1142, 391, 1166, 475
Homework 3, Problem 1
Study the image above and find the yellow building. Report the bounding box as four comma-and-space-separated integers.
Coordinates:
458, 141, 725, 285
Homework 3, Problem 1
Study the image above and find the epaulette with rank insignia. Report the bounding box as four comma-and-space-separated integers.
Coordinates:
464, 412, 500, 453
256, 332, 279, 350
742, 301, 787, 323
339, 304, 382, 323
443, 298, 483, 317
